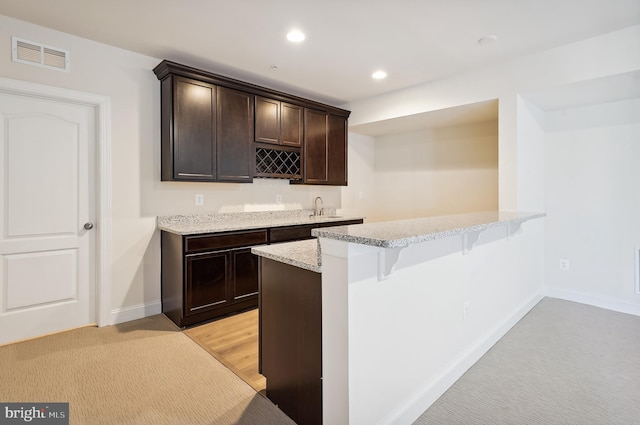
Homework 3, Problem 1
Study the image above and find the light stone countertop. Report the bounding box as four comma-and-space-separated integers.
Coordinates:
252, 211, 545, 274
157, 209, 365, 235
311, 211, 546, 248
252, 239, 321, 273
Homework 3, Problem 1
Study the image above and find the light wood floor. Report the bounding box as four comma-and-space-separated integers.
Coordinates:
184, 309, 265, 395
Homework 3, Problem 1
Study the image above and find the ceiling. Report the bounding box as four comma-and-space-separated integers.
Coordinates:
1, 0, 639, 107
352, 68, 640, 136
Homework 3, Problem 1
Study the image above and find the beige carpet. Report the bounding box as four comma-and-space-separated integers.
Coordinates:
0, 314, 294, 425
414, 298, 640, 425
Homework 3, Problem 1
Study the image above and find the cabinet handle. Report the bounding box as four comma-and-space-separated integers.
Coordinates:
84, 222, 94, 230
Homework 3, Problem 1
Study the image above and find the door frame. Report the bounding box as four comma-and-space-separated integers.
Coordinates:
0, 76, 112, 327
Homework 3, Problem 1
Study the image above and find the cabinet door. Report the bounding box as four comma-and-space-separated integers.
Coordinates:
281, 102, 303, 147
185, 252, 229, 315
231, 248, 259, 301
217, 87, 254, 182
255, 98, 302, 148
255, 96, 280, 145
168, 77, 216, 181
304, 108, 328, 183
327, 114, 348, 185
303, 109, 348, 185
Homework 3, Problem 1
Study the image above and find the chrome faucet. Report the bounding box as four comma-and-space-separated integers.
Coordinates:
314, 196, 324, 216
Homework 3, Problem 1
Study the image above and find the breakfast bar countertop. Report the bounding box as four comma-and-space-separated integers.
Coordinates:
251, 211, 546, 274
252, 239, 321, 273
311, 211, 546, 248
157, 209, 365, 235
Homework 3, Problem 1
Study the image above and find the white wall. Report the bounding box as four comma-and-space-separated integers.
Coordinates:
339, 132, 376, 218
0, 14, 343, 322
0, 15, 161, 320
544, 98, 640, 314
516, 96, 546, 211
368, 121, 498, 222
345, 25, 640, 211
344, 25, 640, 312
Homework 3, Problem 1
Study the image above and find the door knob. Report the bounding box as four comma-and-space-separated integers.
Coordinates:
84, 222, 94, 230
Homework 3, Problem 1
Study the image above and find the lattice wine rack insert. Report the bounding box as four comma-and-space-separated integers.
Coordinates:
255, 147, 301, 179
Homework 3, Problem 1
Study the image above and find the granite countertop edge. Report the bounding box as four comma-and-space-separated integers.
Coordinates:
250, 211, 546, 273
251, 239, 321, 273
311, 211, 546, 248
157, 209, 365, 235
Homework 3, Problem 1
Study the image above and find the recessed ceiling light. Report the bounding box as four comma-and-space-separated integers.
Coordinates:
286, 29, 306, 43
478, 35, 498, 46
372, 70, 387, 80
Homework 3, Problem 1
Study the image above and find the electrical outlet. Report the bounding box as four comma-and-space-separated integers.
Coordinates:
559, 258, 570, 271
276, 194, 283, 204
195, 194, 204, 206
358, 191, 364, 200
463, 301, 469, 321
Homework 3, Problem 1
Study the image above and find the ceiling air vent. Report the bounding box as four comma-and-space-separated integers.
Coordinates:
12, 37, 70, 72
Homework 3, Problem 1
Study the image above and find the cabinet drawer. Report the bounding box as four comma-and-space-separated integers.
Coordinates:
269, 225, 314, 243
186, 230, 268, 253
269, 220, 364, 244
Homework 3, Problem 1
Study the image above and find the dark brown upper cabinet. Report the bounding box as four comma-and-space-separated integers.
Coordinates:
281, 103, 304, 147
255, 96, 280, 144
255, 96, 303, 148
304, 109, 348, 186
158, 75, 253, 183
154, 60, 350, 185
327, 114, 348, 185
161, 76, 217, 181
217, 87, 254, 182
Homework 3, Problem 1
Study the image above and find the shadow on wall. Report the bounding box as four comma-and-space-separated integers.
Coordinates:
374, 121, 498, 172
370, 121, 499, 222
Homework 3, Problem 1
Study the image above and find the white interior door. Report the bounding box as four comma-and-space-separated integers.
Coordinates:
0, 91, 95, 345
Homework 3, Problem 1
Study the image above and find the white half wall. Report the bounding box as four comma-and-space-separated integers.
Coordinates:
319, 219, 545, 424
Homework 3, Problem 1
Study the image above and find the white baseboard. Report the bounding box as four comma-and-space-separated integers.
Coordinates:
545, 287, 640, 317
384, 290, 545, 425
109, 300, 162, 325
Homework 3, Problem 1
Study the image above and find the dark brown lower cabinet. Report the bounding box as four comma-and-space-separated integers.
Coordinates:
161, 229, 266, 327
259, 257, 322, 425
186, 251, 229, 313
161, 219, 362, 328
231, 248, 259, 301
